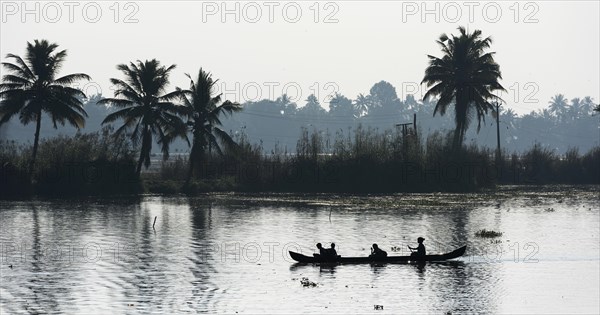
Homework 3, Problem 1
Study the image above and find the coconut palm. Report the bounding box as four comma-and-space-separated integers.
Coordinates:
0, 39, 90, 173
179, 68, 242, 180
581, 96, 596, 115
98, 59, 186, 177
354, 93, 372, 117
548, 94, 569, 122
569, 97, 582, 121
421, 27, 505, 147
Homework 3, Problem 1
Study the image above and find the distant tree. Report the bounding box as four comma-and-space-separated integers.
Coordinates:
404, 94, 419, 111
569, 97, 582, 121
98, 59, 186, 177
501, 108, 518, 129
421, 27, 505, 147
367, 81, 402, 120
581, 96, 597, 114
0, 39, 90, 173
329, 93, 355, 120
179, 68, 242, 180
369, 81, 399, 108
297, 94, 327, 125
548, 94, 569, 122
353, 93, 372, 117
275, 94, 297, 115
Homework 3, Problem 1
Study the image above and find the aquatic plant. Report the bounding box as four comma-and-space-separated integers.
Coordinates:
475, 229, 503, 238
300, 277, 317, 287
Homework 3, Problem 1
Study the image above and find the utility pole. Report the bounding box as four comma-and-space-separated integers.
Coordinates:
396, 123, 412, 137
413, 113, 417, 139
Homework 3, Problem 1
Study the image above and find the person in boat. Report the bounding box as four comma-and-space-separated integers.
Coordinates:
329, 243, 338, 257
316, 243, 326, 256
408, 237, 426, 256
370, 243, 387, 258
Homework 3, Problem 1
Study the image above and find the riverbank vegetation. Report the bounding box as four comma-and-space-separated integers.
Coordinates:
1, 126, 598, 198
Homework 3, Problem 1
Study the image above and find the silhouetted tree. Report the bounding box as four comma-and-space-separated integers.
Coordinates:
328, 93, 355, 121
581, 96, 597, 114
367, 81, 402, 122
421, 27, 505, 147
548, 94, 569, 122
297, 94, 327, 125
354, 93, 372, 117
179, 68, 242, 180
98, 59, 186, 177
0, 39, 90, 173
370, 81, 399, 106
275, 94, 297, 115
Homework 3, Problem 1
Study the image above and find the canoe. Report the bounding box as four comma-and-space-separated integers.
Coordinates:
289, 245, 467, 264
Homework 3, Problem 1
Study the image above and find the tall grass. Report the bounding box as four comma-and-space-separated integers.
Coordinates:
3, 126, 599, 198
157, 126, 499, 193
0, 127, 140, 198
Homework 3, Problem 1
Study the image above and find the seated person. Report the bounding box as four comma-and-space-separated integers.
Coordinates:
408, 237, 426, 256
315, 242, 339, 259
328, 243, 338, 258
369, 243, 388, 258
316, 243, 326, 256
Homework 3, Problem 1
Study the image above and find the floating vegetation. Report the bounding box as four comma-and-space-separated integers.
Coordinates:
475, 229, 503, 238
390, 246, 403, 252
300, 277, 317, 287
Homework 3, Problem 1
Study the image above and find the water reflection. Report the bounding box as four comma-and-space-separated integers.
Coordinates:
0, 191, 598, 313
187, 200, 218, 313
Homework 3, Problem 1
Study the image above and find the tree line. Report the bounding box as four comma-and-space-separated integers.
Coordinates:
1, 29, 598, 197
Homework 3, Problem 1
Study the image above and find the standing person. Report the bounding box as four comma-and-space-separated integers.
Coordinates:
408, 237, 426, 256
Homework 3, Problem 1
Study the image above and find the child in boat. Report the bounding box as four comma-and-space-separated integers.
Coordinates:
370, 243, 388, 258
408, 237, 426, 256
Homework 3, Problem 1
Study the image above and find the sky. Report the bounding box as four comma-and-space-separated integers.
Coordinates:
1, 1, 599, 115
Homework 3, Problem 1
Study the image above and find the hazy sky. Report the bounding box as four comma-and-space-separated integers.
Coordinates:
1, 1, 599, 114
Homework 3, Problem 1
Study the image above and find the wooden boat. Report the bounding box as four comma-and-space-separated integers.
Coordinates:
289, 245, 467, 264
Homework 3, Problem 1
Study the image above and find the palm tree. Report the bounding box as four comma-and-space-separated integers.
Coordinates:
98, 59, 186, 177
569, 97, 582, 121
581, 96, 596, 115
179, 68, 242, 180
354, 93, 372, 117
0, 39, 90, 173
421, 27, 505, 147
548, 94, 568, 122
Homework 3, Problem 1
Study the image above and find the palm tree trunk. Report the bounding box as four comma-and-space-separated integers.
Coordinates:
29, 112, 42, 176
187, 141, 197, 183
135, 149, 144, 178
135, 124, 149, 177
452, 127, 461, 149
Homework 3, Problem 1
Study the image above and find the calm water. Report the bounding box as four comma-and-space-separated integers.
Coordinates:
1, 187, 599, 314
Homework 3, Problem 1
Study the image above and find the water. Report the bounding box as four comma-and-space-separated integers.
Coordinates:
1, 187, 599, 314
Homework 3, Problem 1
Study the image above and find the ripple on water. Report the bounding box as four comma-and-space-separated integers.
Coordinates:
0, 189, 598, 313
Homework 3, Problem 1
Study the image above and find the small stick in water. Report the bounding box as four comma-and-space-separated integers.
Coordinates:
153, 216, 157, 229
